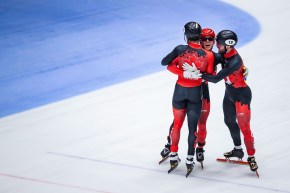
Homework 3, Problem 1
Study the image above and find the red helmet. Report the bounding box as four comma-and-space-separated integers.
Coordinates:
201, 28, 215, 38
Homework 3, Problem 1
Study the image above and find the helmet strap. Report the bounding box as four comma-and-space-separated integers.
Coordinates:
225, 46, 228, 53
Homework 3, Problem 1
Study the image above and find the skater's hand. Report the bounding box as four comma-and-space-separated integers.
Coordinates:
182, 62, 199, 73
183, 71, 202, 80
183, 62, 201, 79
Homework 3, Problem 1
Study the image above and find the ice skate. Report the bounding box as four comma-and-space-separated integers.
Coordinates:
247, 156, 259, 177
196, 147, 204, 169
216, 156, 260, 177
196, 147, 204, 162
160, 144, 171, 158
168, 153, 180, 173
247, 156, 258, 170
159, 143, 171, 164
224, 148, 244, 160
185, 156, 195, 177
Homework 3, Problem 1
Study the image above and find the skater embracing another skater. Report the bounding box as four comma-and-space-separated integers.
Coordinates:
188, 30, 258, 174
160, 28, 221, 168
161, 21, 214, 176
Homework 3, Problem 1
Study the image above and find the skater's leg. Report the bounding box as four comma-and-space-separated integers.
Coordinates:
197, 82, 210, 146
197, 98, 210, 146
223, 91, 242, 147
236, 102, 255, 156
170, 108, 186, 153
170, 84, 187, 153
187, 100, 202, 156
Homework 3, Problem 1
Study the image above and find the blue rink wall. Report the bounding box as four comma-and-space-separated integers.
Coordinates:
0, 0, 260, 118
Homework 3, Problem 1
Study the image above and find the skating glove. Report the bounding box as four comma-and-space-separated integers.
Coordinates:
182, 62, 202, 79
183, 70, 202, 79
182, 62, 198, 72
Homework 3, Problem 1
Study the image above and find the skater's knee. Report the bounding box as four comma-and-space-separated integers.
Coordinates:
224, 118, 236, 127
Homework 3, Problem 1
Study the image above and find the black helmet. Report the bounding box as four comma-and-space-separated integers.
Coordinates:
184, 22, 202, 40
216, 30, 238, 46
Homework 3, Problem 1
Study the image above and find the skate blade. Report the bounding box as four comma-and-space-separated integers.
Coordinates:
199, 161, 204, 169
255, 170, 260, 178
216, 158, 248, 165
168, 163, 178, 174
185, 168, 193, 178
218, 158, 260, 178
251, 167, 259, 178
159, 156, 169, 164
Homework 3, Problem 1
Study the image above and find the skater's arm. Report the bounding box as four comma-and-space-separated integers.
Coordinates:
202, 56, 241, 83
167, 58, 184, 76
161, 45, 186, 66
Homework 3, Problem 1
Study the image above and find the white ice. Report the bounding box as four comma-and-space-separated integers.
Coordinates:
1, 0, 290, 193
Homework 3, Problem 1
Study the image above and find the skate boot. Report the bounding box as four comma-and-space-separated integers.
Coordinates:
170, 153, 180, 166
186, 156, 195, 169
196, 147, 204, 162
247, 156, 258, 172
224, 148, 244, 160
160, 143, 171, 158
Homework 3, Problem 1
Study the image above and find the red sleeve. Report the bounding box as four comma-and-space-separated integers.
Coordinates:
205, 51, 214, 75
167, 58, 183, 76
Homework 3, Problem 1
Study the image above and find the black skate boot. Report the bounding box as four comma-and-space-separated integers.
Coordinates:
160, 143, 171, 158
159, 143, 171, 164
196, 147, 204, 169
224, 148, 244, 160
168, 153, 180, 173
196, 147, 204, 162
185, 156, 195, 177
247, 156, 258, 172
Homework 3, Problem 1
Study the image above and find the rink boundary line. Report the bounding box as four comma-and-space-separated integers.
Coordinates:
48, 152, 290, 193
0, 172, 112, 193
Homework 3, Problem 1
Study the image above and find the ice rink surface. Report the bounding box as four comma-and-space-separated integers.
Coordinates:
1, 0, 290, 193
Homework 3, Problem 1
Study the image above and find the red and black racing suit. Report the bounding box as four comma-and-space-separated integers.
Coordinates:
202, 48, 255, 156
162, 42, 214, 156
196, 52, 223, 147
163, 52, 222, 149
